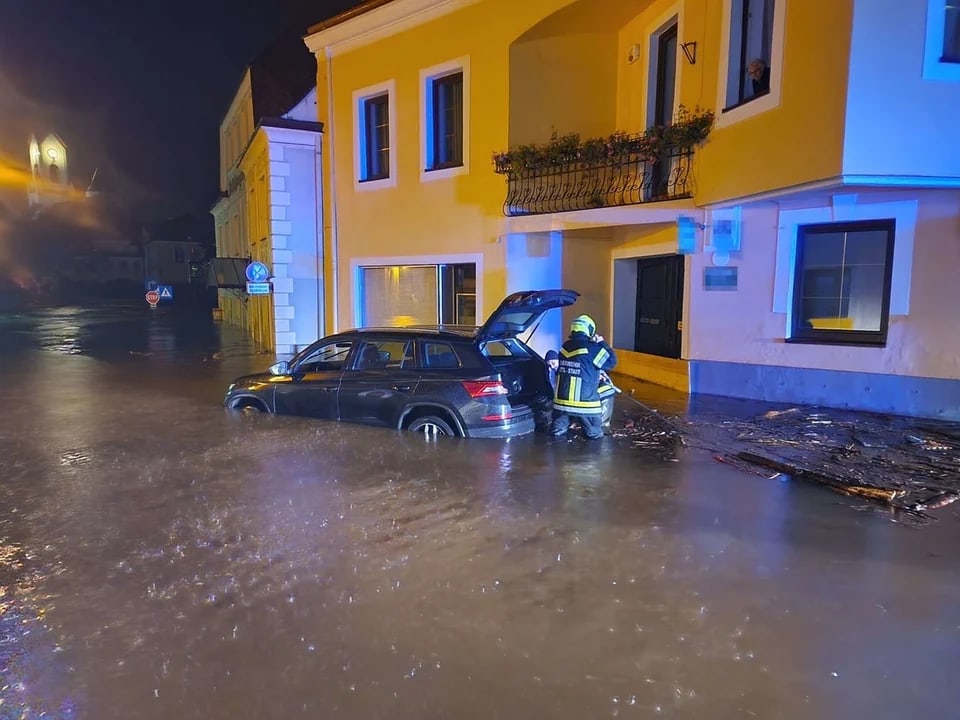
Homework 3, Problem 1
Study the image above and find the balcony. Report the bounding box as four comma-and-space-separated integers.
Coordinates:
493, 107, 713, 218
500, 146, 695, 217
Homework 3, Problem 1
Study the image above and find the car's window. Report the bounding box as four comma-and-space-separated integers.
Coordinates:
421, 341, 461, 369
480, 338, 532, 358
351, 340, 414, 370
297, 340, 353, 373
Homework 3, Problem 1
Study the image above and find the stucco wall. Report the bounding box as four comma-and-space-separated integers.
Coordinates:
843, 0, 960, 179
688, 190, 960, 380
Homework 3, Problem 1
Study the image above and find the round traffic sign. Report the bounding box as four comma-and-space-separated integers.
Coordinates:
145, 290, 160, 305
245, 261, 270, 283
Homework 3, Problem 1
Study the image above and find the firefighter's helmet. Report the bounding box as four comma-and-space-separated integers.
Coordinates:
570, 314, 596, 337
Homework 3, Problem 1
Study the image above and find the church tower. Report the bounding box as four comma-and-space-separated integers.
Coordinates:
27, 133, 69, 207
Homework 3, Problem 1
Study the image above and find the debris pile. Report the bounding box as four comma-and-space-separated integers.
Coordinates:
612, 400, 960, 520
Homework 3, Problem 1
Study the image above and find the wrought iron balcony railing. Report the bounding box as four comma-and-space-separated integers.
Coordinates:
500, 146, 695, 217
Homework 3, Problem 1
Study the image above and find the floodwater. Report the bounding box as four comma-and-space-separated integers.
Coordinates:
1, 304, 959, 719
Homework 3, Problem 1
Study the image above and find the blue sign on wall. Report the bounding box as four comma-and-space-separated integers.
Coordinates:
245, 261, 270, 283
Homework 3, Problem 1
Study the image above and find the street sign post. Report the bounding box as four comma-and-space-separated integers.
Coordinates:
145, 290, 160, 309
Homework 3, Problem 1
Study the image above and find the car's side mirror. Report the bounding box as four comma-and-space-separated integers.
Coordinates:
269, 360, 290, 376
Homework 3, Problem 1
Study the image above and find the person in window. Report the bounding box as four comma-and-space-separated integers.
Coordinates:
748, 58, 770, 96
551, 315, 617, 441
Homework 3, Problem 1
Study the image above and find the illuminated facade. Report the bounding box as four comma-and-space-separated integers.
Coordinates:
303, 0, 960, 419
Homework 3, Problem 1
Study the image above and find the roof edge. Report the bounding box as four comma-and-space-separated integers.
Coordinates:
306, 0, 397, 35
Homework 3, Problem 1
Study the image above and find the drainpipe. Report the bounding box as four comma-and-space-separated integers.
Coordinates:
325, 48, 340, 333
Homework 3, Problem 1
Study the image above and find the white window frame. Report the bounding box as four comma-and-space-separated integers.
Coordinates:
419, 56, 470, 183
923, 0, 960, 81
773, 197, 918, 334
353, 79, 397, 191
715, 0, 787, 129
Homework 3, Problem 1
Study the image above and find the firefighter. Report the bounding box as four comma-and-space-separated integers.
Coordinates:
552, 314, 617, 440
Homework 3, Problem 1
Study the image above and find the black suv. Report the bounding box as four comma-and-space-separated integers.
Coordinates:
223, 289, 579, 438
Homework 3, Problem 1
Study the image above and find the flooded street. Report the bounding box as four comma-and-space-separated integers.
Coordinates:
2, 305, 959, 719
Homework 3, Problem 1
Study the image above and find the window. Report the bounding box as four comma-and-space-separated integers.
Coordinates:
352, 340, 414, 370
353, 80, 396, 189
790, 220, 896, 346
724, 0, 775, 109
362, 94, 390, 181
427, 72, 463, 170
420, 58, 470, 181
421, 342, 461, 369
295, 340, 354, 373
924, 0, 960, 79
945, 0, 960, 62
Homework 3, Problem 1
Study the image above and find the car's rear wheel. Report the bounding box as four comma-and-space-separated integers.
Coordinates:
408, 415, 455, 438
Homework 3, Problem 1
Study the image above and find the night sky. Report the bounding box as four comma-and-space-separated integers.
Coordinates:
0, 0, 357, 222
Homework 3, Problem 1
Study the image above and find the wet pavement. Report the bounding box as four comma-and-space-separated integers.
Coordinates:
1, 304, 959, 719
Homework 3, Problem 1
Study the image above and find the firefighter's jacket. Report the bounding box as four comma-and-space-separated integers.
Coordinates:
553, 333, 618, 416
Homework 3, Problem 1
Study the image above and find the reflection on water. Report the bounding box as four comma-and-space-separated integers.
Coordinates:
0, 305, 958, 718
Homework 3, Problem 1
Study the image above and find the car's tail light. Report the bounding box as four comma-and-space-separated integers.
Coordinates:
462, 380, 509, 398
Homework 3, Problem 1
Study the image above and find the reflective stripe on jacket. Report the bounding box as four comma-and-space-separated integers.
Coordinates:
553, 333, 617, 416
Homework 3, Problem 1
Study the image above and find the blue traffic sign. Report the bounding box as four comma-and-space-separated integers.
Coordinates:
158, 285, 174, 300
245, 261, 270, 283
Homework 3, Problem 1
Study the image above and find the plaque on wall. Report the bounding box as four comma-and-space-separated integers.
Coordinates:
704, 266, 738, 291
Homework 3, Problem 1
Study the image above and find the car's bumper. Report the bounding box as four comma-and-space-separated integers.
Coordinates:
465, 411, 536, 439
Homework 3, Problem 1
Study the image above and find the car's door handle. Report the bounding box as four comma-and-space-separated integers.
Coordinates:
392, 385, 411, 392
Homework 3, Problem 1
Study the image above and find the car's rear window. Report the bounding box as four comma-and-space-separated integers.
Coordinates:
421, 342, 461, 369
480, 339, 533, 358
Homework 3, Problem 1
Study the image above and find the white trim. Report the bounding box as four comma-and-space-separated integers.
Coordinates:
923, 0, 960, 81
773, 197, 918, 327
261, 125, 322, 146
349, 252, 484, 328
644, 5, 683, 128
841, 173, 960, 188
419, 56, 471, 183
305, 0, 483, 57
352, 79, 397, 192
503, 200, 701, 234
715, 0, 787, 129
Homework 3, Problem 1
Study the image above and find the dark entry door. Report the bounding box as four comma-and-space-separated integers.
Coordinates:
651, 21, 678, 198
634, 254, 683, 359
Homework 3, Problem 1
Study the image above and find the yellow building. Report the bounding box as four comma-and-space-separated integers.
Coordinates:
304, 0, 960, 419
211, 36, 326, 355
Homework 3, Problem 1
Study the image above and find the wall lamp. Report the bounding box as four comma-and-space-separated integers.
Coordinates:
680, 41, 697, 65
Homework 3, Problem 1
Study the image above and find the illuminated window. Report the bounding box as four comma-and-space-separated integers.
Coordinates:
724, 0, 775, 108
361, 94, 390, 182
426, 71, 463, 170
790, 220, 896, 346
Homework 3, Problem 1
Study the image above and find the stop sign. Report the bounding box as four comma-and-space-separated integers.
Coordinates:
145, 290, 160, 305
